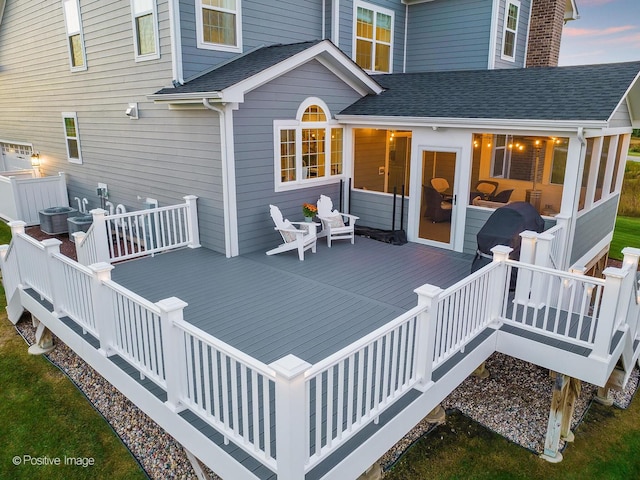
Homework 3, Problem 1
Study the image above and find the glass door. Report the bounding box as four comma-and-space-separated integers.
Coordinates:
419, 149, 457, 246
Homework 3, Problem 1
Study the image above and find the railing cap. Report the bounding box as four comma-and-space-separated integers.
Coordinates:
156, 296, 188, 312
414, 283, 443, 298
89, 262, 114, 274
270, 354, 311, 379
41, 238, 63, 248
603, 266, 627, 280
519, 230, 539, 239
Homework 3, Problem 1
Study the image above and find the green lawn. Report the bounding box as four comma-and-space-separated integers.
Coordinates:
609, 216, 640, 261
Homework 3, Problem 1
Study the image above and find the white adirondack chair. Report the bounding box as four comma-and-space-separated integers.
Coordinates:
266, 204, 317, 261
316, 194, 359, 247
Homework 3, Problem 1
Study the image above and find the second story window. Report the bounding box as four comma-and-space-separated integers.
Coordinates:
62, 113, 82, 164
131, 0, 160, 60
354, 1, 393, 73
197, 0, 242, 52
62, 0, 86, 71
501, 0, 520, 60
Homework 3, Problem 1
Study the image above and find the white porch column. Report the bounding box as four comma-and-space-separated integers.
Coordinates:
270, 354, 312, 480
413, 284, 443, 388
183, 195, 201, 248
592, 267, 627, 361
90, 262, 115, 356
157, 297, 189, 412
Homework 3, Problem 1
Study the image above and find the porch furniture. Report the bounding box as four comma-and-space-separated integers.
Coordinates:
266, 204, 317, 260
472, 180, 499, 199
489, 189, 514, 203
472, 196, 513, 209
423, 186, 452, 223
316, 194, 359, 247
430, 177, 450, 194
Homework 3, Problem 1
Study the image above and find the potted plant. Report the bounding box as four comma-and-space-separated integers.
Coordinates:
302, 203, 317, 221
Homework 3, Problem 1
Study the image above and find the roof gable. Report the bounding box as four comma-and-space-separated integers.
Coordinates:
337, 61, 640, 128
151, 40, 383, 104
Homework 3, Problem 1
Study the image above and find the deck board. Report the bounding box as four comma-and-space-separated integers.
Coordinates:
111, 238, 474, 365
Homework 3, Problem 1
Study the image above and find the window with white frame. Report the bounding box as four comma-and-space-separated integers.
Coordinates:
131, 0, 159, 60
196, 0, 242, 52
501, 0, 520, 60
62, 113, 82, 164
354, 1, 393, 73
62, 0, 86, 71
274, 99, 343, 191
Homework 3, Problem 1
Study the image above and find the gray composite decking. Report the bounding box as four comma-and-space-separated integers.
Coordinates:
111, 237, 474, 365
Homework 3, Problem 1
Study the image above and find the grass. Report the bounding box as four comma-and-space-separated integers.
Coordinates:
0, 222, 146, 480
385, 400, 640, 480
610, 216, 640, 261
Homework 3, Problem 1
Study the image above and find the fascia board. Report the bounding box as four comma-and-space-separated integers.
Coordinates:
619, 71, 640, 127
335, 115, 608, 131
148, 92, 223, 103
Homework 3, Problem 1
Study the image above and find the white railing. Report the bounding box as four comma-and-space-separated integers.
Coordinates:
176, 320, 278, 469
504, 260, 607, 350
545, 223, 565, 269
103, 279, 167, 389
431, 264, 500, 369
12, 231, 53, 302
50, 253, 97, 336
74, 195, 200, 265
0, 241, 19, 301
303, 307, 421, 469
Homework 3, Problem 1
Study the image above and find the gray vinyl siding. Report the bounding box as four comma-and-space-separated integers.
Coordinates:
0, 0, 226, 253
181, 0, 324, 80
493, 0, 531, 69
351, 189, 408, 232
571, 195, 619, 265
405, 0, 492, 72
231, 59, 363, 254
336, 0, 406, 74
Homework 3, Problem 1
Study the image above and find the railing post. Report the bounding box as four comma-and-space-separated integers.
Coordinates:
6, 220, 26, 285
157, 297, 189, 412
530, 232, 554, 306
592, 267, 627, 361
514, 232, 537, 305
488, 246, 513, 323
413, 284, 443, 388
9, 220, 26, 237
89, 262, 115, 356
270, 354, 312, 480
42, 239, 63, 315
183, 195, 201, 248
553, 214, 570, 270
89, 208, 110, 263
621, 248, 640, 338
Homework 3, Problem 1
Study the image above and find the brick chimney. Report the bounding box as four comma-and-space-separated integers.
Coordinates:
526, 0, 568, 67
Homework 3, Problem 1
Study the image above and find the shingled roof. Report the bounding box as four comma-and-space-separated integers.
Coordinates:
338, 61, 640, 123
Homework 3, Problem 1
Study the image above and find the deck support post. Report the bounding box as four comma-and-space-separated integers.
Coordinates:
541, 373, 581, 462
414, 284, 443, 387
157, 297, 189, 412
270, 354, 311, 480
90, 262, 115, 356
592, 267, 627, 361
183, 195, 201, 248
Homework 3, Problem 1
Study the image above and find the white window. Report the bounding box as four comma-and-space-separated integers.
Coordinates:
62, 113, 82, 164
501, 0, 520, 61
274, 98, 344, 191
196, 0, 242, 52
0, 142, 34, 171
62, 0, 87, 71
131, 0, 160, 60
354, 1, 393, 73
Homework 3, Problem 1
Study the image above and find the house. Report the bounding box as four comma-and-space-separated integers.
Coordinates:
3, 0, 640, 479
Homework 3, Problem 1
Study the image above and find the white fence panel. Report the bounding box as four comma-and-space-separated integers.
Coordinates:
15, 233, 52, 301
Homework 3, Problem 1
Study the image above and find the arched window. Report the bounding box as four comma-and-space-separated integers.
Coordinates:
274, 99, 343, 191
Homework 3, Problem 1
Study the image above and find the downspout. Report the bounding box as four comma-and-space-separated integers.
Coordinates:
168, 0, 184, 84
487, 0, 500, 69
322, 0, 325, 39
331, 0, 339, 46
203, 99, 239, 257
403, 4, 408, 73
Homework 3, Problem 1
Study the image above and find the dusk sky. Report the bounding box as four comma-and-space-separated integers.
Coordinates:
558, 0, 640, 65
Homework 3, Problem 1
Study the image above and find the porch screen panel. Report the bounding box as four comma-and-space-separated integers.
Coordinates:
594, 136, 611, 203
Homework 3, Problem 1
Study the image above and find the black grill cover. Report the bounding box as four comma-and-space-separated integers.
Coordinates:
471, 202, 544, 273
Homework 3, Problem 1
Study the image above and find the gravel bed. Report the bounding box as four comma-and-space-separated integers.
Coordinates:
380, 352, 639, 473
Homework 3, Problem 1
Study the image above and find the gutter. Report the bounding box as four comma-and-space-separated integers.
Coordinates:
202, 99, 239, 258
